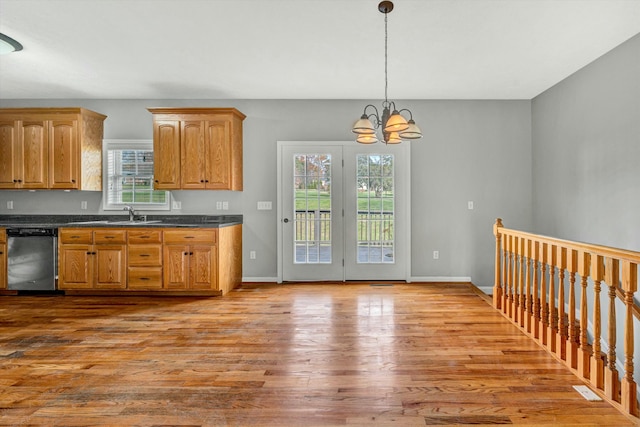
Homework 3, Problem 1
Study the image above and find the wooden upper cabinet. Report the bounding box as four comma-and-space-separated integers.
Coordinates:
180, 121, 206, 189
0, 108, 106, 191
152, 120, 181, 189
0, 121, 21, 189
148, 108, 245, 191
21, 121, 49, 189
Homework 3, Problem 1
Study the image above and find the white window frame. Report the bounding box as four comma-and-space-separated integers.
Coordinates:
102, 139, 171, 211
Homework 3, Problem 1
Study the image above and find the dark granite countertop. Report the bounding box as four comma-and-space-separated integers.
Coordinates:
0, 214, 243, 229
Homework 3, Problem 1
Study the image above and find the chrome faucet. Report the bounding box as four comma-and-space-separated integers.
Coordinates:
123, 205, 136, 221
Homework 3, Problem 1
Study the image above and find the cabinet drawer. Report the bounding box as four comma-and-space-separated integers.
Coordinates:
60, 228, 93, 244
94, 229, 127, 244
128, 244, 162, 266
163, 229, 216, 244
128, 229, 162, 244
128, 267, 163, 289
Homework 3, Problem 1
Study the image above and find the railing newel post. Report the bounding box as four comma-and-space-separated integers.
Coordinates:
493, 218, 503, 310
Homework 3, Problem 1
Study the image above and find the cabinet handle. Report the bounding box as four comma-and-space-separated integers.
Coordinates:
139, 236, 150, 239
104, 236, 114, 239
184, 236, 195, 239
140, 254, 150, 257
140, 277, 150, 281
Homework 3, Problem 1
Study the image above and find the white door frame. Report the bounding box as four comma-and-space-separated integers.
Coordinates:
277, 140, 411, 283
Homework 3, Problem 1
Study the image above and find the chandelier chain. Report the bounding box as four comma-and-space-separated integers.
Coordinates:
384, 11, 388, 104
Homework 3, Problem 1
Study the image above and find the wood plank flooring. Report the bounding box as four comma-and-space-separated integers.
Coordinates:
0, 283, 635, 426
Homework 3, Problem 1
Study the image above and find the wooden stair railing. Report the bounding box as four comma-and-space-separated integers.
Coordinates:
493, 218, 639, 418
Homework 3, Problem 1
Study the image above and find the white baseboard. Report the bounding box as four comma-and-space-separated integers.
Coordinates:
410, 276, 472, 283
241, 277, 278, 283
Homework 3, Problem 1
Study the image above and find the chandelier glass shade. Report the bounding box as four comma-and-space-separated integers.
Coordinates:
352, 1, 422, 144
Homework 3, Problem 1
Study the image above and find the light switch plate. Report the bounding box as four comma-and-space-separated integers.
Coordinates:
257, 201, 272, 210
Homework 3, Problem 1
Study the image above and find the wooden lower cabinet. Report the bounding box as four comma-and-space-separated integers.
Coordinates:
58, 229, 126, 290
163, 230, 217, 290
0, 228, 6, 289
57, 226, 240, 294
127, 229, 163, 290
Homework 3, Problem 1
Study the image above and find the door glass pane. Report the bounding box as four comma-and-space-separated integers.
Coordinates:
293, 154, 332, 264
356, 154, 394, 263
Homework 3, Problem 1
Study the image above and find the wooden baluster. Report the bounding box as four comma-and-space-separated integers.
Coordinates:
532, 241, 541, 339
493, 219, 503, 310
604, 258, 620, 402
518, 237, 526, 327
590, 254, 604, 389
524, 239, 533, 333
555, 247, 567, 360
507, 235, 514, 318
567, 249, 579, 369
538, 242, 548, 345
512, 236, 520, 323
577, 251, 591, 379
547, 245, 557, 352
502, 234, 509, 314
621, 261, 638, 416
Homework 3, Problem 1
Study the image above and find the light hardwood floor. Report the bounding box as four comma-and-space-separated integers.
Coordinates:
0, 283, 635, 426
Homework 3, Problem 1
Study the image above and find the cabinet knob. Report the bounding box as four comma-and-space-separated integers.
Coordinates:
72, 179, 76, 183
200, 180, 205, 183
155, 180, 159, 183
190, 252, 194, 255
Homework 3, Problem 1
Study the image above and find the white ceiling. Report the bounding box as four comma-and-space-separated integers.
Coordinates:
1, 0, 639, 100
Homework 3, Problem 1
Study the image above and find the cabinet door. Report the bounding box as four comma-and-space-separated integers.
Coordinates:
0, 242, 6, 289
181, 120, 206, 189
49, 120, 78, 189
59, 244, 93, 289
153, 120, 181, 189
21, 121, 48, 189
204, 119, 232, 189
0, 121, 20, 189
94, 244, 127, 289
163, 244, 189, 289
189, 244, 217, 290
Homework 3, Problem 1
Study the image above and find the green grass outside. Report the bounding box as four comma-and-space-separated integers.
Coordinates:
295, 190, 393, 212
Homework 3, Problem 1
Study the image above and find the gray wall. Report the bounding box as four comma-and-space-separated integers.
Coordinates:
532, 33, 640, 250
0, 99, 532, 287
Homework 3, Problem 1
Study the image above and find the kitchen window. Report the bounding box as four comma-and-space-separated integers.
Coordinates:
102, 140, 170, 210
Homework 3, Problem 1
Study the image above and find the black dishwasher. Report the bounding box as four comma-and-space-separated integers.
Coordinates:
6, 228, 58, 291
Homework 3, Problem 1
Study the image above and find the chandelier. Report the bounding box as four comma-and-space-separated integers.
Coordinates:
352, 1, 422, 144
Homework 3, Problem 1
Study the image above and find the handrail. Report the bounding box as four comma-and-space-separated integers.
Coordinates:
493, 218, 639, 418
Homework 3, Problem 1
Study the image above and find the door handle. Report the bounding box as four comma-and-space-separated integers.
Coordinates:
283, 218, 289, 223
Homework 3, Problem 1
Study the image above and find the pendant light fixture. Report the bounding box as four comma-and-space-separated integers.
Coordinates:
352, 1, 422, 144
0, 33, 23, 55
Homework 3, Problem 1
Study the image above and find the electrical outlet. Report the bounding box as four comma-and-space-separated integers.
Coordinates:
222, 201, 229, 210
7, 201, 13, 210
81, 201, 88, 210
172, 201, 182, 210
433, 250, 439, 260
250, 251, 256, 259
468, 201, 474, 210
216, 201, 222, 210
257, 201, 272, 210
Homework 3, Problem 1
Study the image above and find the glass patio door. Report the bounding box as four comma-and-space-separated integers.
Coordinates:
279, 142, 409, 282
280, 145, 344, 281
